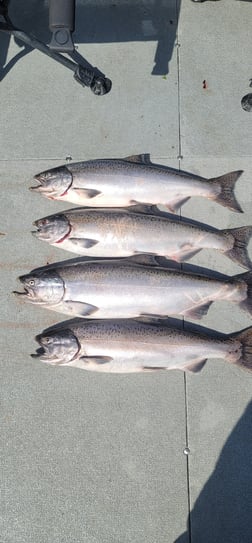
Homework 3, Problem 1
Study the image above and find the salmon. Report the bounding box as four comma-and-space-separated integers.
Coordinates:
34, 319, 252, 374
32, 206, 252, 268
30, 154, 243, 213
14, 257, 252, 320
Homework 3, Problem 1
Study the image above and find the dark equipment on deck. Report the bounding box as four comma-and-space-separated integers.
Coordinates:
0, 0, 112, 95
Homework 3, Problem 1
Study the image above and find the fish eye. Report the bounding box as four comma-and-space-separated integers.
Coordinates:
41, 219, 49, 226
29, 279, 35, 286
44, 337, 52, 344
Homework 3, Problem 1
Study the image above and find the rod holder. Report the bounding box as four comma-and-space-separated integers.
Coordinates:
49, 0, 75, 52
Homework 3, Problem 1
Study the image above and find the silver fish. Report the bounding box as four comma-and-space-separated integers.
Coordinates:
32, 206, 252, 269
14, 257, 252, 320
34, 319, 252, 374
30, 154, 243, 213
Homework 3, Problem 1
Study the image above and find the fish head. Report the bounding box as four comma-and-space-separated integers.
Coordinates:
35, 329, 80, 365
14, 270, 64, 305
30, 166, 72, 199
32, 214, 70, 244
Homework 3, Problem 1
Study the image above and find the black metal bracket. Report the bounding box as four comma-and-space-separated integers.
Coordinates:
0, 0, 112, 95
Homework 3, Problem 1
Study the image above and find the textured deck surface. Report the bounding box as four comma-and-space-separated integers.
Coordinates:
1, 1, 252, 542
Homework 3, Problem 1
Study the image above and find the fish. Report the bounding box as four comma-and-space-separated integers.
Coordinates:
13, 256, 252, 320
32, 206, 252, 269
30, 154, 244, 213
34, 318, 252, 374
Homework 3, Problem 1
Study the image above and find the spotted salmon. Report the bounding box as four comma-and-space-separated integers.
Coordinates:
34, 319, 252, 374
30, 154, 243, 213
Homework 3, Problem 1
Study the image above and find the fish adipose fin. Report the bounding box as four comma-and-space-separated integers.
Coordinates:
186, 359, 207, 373
70, 238, 99, 249
210, 170, 243, 213
124, 154, 151, 164
238, 271, 252, 316
165, 197, 191, 214
222, 226, 252, 269
63, 301, 98, 316
230, 327, 252, 372
184, 301, 213, 320
72, 188, 101, 199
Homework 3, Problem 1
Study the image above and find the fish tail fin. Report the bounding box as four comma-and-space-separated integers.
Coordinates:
230, 327, 252, 372
238, 271, 252, 316
222, 226, 252, 269
210, 170, 243, 213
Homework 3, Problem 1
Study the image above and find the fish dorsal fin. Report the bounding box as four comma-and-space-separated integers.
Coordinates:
127, 204, 157, 215
128, 204, 171, 218
123, 154, 151, 164
135, 316, 168, 325
126, 254, 161, 267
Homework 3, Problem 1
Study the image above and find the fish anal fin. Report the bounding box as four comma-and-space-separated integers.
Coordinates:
70, 238, 99, 249
63, 301, 98, 317
184, 301, 213, 320
186, 359, 207, 373
124, 154, 151, 164
166, 197, 191, 213
141, 366, 167, 372
174, 246, 202, 262
72, 188, 101, 199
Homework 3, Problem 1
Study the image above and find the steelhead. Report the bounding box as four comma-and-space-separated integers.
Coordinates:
14, 257, 252, 320
33, 206, 252, 269
30, 154, 243, 213
34, 319, 252, 374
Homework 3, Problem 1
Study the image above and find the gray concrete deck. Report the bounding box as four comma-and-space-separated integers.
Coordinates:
1, 1, 252, 542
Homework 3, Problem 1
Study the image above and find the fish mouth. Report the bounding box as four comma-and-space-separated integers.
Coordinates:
31, 224, 51, 241
32, 346, 65, 365
29, 175, 50, 193
31, 218, 71, 243
34, 331, 81, 365
29, 167, 73, 197
31, 229, 42, 239
13, 286, 34, 299
36, 341, 64, 364
13, 275, 36, 300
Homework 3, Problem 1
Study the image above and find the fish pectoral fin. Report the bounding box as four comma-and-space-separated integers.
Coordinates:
63, 301, 98, 316
184, 301, 213, 320
185, 359, 207, 373
174, 246, 202, 262
124, 153, 151, 164
80, 356, 113, 365
165, 197, 191, 213
141, 366, 167, 372
72, 188, 101, 199
70, 238, 99, 249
